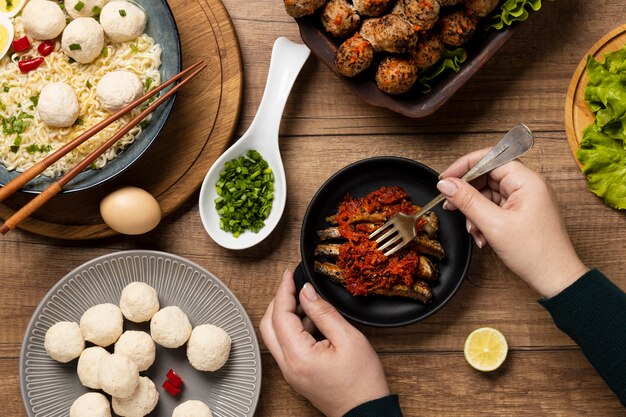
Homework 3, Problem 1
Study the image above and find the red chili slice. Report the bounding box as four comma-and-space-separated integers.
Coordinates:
162, 380, 182, 396
18, 57, 44, 74
166, 369, 184, 388
37, 40, 55, 57
12, 36, 31, 53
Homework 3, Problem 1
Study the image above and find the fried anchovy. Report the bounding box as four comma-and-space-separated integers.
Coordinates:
315, 230, 445, 260
324, 210, 439, 239
314, 261, 432, 303
314, 244, 438, 280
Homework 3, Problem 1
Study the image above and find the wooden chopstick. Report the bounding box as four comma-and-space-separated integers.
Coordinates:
0, 61, 205, 204
0, 61, 207, 235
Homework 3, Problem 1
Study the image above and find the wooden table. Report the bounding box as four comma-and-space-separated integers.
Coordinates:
2, 1, 625, 415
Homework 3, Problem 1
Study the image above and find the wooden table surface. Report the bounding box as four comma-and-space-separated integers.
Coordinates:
2, 0, 626, 415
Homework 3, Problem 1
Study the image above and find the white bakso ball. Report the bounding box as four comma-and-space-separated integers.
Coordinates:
114, 330, 156, 372
100, 1, 147, 43
44, 321, 84, 363
98, 353, 140, 399
150, 306, 192, 349
62, 17, 105, 64
187, 324, 231, 372
77, 346, 110, 389
38, 82, 80, 128
70, 392, 111, 417
172, 400, 213, 417
96, 71, 144, 113
80, 303, 124, 347
66, 0, 109, 19
112, 376, 159, 417
22, 0, 66, 40
119, 282, 159, 323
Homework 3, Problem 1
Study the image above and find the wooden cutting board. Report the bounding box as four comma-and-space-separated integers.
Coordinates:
0, 0, 242, 239
565, 24, 626, 169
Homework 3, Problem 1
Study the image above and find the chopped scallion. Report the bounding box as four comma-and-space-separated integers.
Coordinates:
69, 43, 82, 51
74, 1, 85, 11
119, 9, 126, 16
214, 150, 275, 236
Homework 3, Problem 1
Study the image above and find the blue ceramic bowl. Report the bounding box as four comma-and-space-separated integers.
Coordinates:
0, 0, 182, 193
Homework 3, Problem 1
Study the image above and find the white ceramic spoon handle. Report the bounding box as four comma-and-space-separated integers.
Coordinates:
248, 37, 310, 140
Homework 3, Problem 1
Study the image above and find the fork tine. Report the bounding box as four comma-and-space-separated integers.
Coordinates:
384, 243, 404, 257
374, 227, 399, 244
377, 234, 403, 253
369, 221, 392, 239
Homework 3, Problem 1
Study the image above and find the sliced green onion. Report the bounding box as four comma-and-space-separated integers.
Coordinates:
74, 1, 85, 11
69, 43, 82, 51
91, 5, 101, 15
119, 9, 126, 16
214, 149, 275, 236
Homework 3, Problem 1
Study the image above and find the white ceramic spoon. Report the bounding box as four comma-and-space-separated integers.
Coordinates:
199, 37, 310, 249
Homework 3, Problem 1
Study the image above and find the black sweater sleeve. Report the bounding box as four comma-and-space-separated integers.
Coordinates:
539, 269, 626, 406
343, 395, 403, 417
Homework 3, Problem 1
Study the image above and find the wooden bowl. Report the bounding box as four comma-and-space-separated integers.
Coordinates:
296, 14, 515, 118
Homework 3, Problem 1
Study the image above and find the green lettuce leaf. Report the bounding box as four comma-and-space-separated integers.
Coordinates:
489, 0, 542, 30
576, 45, 626, 209
576, 123, 626, 209
417, 48, 467, 93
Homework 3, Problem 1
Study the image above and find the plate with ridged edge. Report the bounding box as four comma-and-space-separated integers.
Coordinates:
19, 250, 261, 417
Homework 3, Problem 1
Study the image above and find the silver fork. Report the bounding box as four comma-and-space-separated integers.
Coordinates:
369, 124, 535, 256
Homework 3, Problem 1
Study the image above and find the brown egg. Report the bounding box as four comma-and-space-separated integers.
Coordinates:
100, 187, 161, 235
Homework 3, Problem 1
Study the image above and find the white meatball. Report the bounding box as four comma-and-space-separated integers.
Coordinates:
96, 71, 144, 113
98, 353, 140, 399
114, 331, 155, 372
66, 0, 109, 19
150, 306, 192, 349
22, 0, 66, 40
80, 303, 124, 347
187, 324, 231, 372
38, 82, 80, 128
100, 1, 147, 43
70, 392, 111, 417
77, 346, 110, 389
61, 17, 105, 64
172, 400, 213, 417
119, 282, 159, 323
112, 376, 159, 417
44, 321, 84, 363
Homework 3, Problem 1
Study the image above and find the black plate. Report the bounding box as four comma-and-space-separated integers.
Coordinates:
296, 157, 472, 327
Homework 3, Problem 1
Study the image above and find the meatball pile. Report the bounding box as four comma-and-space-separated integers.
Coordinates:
43, 281, 231, 417
284, 0, 501, 94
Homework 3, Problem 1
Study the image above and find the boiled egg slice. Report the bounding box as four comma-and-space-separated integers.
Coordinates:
0, 14, 13, 60
0, 0, 27, 18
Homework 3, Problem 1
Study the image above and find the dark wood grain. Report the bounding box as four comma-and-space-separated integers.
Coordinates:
2, 0, 626, 415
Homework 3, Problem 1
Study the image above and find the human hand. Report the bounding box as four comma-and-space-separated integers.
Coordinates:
437, 149, 589, 298
260, 270, 390, 417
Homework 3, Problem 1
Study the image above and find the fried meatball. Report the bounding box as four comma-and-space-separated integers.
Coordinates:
283, 0, 326, 18
439, 9, 479, 46
399, 0, 441, 31
410, 32, 444, 68
334, 33, 375, 77
439, 0, 461, 6
360, 14, 418, 53
321, 0, 361, 39
463, 0, 500, 17
353, 0, 394, 17
375, 56, 418, 94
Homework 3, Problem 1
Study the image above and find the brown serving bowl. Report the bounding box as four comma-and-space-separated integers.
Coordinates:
295, 13, 515, 118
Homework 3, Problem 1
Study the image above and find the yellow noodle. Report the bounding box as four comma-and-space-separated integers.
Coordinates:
0, 16, 162, 177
